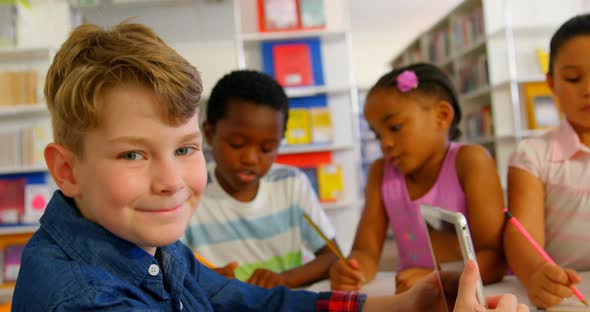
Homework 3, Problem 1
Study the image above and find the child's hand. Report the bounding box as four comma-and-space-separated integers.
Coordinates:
213, 261, 239, 279
246, 269, 287, 289
395, 267, 433, 293
365, 261, 528, 312
329, 258, 365, 291
526, 262, 581, 308
454, 260, 529, 312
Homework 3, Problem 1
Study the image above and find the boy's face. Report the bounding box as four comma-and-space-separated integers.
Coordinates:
204, 100, 284, 202
72, 84, 206, 255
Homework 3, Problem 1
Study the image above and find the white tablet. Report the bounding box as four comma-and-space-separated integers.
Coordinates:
420, 204, 486, 310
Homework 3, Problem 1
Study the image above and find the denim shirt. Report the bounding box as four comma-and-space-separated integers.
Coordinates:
12, 191, 335, 311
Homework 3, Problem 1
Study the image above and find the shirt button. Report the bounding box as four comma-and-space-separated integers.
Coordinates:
148, 264, 160, 276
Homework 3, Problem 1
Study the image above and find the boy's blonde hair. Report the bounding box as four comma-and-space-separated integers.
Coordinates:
45, 22, 202, 156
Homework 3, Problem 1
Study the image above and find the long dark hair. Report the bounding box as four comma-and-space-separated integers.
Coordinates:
549, 13, 590, 75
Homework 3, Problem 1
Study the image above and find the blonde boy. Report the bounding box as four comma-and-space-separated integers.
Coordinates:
12, 22, 524, 312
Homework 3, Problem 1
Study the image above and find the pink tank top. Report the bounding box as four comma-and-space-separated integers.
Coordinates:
381, 143, 466, 271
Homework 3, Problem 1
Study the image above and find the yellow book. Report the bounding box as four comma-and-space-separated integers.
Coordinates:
536, 48, 550, 74
317, 164, 343, 202
310, 106, 333, 144
524, 82, 559, 129
285, 108, 311, 145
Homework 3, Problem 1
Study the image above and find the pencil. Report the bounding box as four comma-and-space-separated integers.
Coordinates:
505, 210, 589, 307
193, 250, 215, 269
302, 213, 345, 260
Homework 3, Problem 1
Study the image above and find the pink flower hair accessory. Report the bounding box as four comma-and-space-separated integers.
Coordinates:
396, 70, 419, 92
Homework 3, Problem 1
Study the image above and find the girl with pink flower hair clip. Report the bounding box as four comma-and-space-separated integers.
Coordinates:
329, 63, 506, 295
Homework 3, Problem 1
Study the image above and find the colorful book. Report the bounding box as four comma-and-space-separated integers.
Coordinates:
0, 4, 16, 47
309, 106, 332, 144
257, 0, 300, 32
298, 0, 325, 29
285, 108, 311, 145
0, 130, 19, 168
480, 105, 493, 136
261, 38, 325, 87
272, 43, 313, 86
0, 178, 25, 224
23, 183, 51, 224
3, 244, 25, 282
300, 167, 319, 196
289, 95, 331, 144
0, 72, 10, 106
20, 120, 52, 167
275, 151, 332, 167
317, 164, 343, 202
524, 82, 559, 129
536, 48, 549, 74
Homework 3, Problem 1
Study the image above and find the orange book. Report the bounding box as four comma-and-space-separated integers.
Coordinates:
272, 43, 313, 86
257, 0, 300, 32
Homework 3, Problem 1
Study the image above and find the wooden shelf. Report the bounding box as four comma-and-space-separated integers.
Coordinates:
0, 165, 47, 175
0, 225, 39, 235
0, 46, 52, 62
0, 105, 48, 118
278, 143, 353, 155
241, 29, 347, 42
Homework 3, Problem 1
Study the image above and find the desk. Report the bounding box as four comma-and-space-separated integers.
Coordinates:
306, 272, 590, 311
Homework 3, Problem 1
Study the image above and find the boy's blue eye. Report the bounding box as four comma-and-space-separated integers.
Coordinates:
176, 146, 195, 156
565, 77, 580, 83
120, 151, 143, 161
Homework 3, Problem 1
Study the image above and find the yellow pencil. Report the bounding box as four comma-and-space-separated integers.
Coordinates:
193, 251, 215, 269
303, 213, 345, 260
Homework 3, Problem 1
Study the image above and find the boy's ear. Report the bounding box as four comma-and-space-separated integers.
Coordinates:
434, 100, 454, 132
44, 143, 81, 198
202, 121, 215, 145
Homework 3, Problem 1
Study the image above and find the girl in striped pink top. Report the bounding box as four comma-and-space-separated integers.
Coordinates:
505, 14, 590, 309
329, 63, 506, 293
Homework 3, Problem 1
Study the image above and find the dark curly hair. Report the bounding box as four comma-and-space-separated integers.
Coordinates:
369, 63, 462, 140
206, 70, 289, 134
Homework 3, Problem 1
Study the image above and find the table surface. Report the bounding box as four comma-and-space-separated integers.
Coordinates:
306, 271, 590, 311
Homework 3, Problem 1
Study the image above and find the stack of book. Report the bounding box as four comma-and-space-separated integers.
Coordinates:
276, 152, 344, 203
0, 120, 52, 169
257, 0, 326, 32
284, 95, 332, 146
0, 173, 52, 225
0, 70, 38, 106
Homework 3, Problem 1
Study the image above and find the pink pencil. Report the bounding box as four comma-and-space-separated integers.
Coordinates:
505, 209, 588, 307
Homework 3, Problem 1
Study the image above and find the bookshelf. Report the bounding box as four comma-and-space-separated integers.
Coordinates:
0, 0, 72, 300
234, 0, 363, 254
0, 104, 48, 117
390, 0, 586, 186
